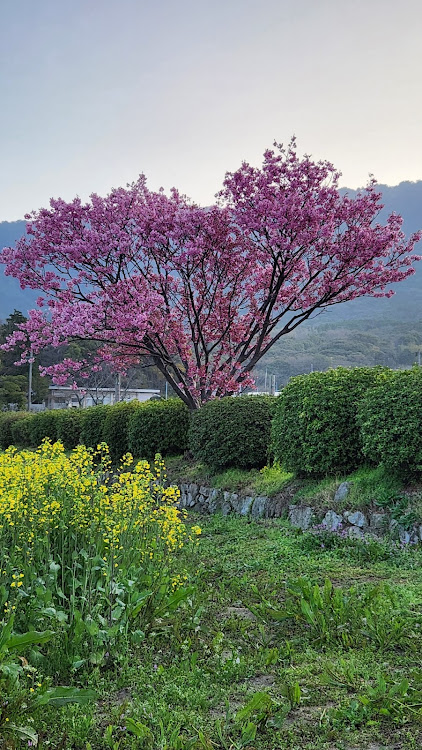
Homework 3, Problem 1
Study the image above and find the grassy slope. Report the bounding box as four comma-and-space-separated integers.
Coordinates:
38, 514, 422, 749
166, 456, 422, 524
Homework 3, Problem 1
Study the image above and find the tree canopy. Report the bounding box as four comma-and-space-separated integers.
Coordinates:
1, 140, 420, 408
0, 310, 49, 408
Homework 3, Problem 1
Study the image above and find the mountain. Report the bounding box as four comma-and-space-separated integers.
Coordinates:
0, 221, 38, 319
320, 181, 422, 323
0, 181, 421, 323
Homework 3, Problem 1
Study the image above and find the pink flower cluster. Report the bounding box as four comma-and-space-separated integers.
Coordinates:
1, 141, 420, 408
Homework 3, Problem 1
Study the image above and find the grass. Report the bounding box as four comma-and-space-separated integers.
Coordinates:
165, 456, 294, 497
31, 514, 422, 749
166, 456, 422, 528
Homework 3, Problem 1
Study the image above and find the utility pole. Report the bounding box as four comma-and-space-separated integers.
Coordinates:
28, 349, 33, 412
115, 372, 121, 403
165, 381, 168, 400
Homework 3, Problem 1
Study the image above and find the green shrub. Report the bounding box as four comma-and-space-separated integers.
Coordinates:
0, 411, 29, 449
81, 405, 111, 448
358, 367, 422, 476
56, 409, 85, 450
128, 398, 190, 460
10, 415, 33, 447
189, 395, 276, 472
103, 401, 142, 463
271, 367, 391, 477
29, 410, 62, 446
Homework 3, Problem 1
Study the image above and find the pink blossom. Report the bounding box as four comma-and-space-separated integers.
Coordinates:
1, 141, 420, 408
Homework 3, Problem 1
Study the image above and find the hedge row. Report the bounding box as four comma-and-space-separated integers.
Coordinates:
189, 395, 275, 472
271, 366, 422, 478
358, 367, 422, 476
271, 367, 392, 476
1, 368, 421, 477
0, 394, 274, 470
0, 399, 190, 463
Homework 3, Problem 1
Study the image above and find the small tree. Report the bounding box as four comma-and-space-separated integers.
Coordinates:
0, 310, 49, 406
0, 375, 27, 410
1, 141, 420, 409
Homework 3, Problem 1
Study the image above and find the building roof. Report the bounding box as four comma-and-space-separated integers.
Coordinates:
48, 385, 160, 394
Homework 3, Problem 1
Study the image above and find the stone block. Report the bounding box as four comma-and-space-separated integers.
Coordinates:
334, 481, 352, 503
369, 512, 387, 532
344, 510, 368, 528
222, 492, 233, 516
288, 505, 314, 531
208, 488, 221, 513
239, 496, 254, 516
322, 510, 343, 531
179, 483, 188, 508
251, 496, 268, 519
398, 527, 411, 544
348, 525, 364, 539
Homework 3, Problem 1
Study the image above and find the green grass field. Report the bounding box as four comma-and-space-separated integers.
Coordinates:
33, 514, 422, 750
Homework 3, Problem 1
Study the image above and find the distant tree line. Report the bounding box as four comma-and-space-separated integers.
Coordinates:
0, 310, 172, 410
255, 317, 422, 388
0, 310, 48, 409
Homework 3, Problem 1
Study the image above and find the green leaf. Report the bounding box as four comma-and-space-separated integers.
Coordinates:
0, 661, 22, 680
241, 721, 257, 743
5, 724, 38, 743
129, 590, 152, 618
293, 681, 301, 706
153, 586, 194, 618
125, 717, 152, 738
85, 620, 99, 636
35, 686, 97, 707
7, 630, 53, 651
236, 691, 273, 723
300, 599, 316, 626
0, 615, 15, 653
71, 659, 86, 671
131, 629, 145, 645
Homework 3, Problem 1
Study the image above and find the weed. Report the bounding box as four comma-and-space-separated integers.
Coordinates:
332, 673, 422, 726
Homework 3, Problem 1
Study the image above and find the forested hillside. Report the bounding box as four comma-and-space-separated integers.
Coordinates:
256, 317, 422, 387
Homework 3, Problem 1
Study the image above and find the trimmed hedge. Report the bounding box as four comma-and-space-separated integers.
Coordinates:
56, 409, 85, 451
29, 411, 62, 446
81, 405, 112, 448
10, 416, 33, 447
358, 367, 422, 476
128, 398, 190, 460
0, 411, 29, 449
189, 395, 276, 472
103, 401, 142, 463
271, 367, 391, 477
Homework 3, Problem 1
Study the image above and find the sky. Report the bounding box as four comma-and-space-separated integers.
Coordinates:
1, 0, 422, 221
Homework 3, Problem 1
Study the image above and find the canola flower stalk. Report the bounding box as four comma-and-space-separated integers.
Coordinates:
0, 440, 200, 619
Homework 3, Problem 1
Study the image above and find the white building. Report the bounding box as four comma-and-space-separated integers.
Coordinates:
46, 385, 160, 409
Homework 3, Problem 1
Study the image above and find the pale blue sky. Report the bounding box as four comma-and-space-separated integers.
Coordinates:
1, 0, 421, 220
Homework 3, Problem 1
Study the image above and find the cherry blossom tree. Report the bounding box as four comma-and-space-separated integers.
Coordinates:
1, 140, 421, 409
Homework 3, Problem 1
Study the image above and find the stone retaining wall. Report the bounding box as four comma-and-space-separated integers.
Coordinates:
179, 483, 284, 519
178, 481, 422, 544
